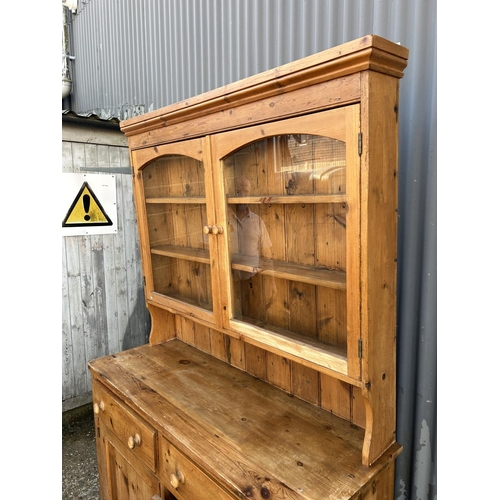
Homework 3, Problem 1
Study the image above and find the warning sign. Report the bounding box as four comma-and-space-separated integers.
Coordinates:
62, 182, 112, 227
62, 173, 117, 236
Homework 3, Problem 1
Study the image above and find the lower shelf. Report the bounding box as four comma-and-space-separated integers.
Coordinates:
89, 339, 402, 500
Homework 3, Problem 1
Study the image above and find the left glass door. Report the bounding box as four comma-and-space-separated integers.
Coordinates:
132, 138, 216, 323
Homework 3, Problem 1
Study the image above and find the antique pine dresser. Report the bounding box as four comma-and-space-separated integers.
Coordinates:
89, 34, 409, 500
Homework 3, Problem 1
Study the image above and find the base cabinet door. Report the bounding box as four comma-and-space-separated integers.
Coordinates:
95, 417, 160, 500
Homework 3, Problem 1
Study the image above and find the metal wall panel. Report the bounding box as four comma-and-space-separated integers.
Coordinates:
66, 1, 437, 498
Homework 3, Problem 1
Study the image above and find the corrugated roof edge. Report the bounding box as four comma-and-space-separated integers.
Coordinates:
62, 110, 121, 128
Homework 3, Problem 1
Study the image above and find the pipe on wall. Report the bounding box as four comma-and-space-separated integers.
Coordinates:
62, 4, 73, 99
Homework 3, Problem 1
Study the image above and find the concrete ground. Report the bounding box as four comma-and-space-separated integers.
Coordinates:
62, 404, 100, 500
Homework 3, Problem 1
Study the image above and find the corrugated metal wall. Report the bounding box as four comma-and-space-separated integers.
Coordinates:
66, 1, 437, 498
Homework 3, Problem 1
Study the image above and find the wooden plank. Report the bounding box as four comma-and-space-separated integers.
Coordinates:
61, 141, 73, 172
209, 329, 228, 363
291, 362, 319, 405
90, 233, 109, 358
316, 286, 348, 349
352, 386, 367, 429
62, 237, 75, 401
177, 315, 196, 346
78, 235, 99, 392
227, 336, 246, 370
266, 352, 291, 392
320, 374, 352, 422
114, 171, 136, 351
193, 321, 212, 354
245, 343, 267, 381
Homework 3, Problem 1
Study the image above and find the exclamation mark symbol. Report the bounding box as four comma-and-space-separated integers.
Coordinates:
83, 194, 91, 221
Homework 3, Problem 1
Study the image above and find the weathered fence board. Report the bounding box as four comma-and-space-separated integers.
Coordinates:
62, 116, 150, 411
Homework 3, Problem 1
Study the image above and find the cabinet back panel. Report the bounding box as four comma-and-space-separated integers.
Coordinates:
177, 315, 363, 427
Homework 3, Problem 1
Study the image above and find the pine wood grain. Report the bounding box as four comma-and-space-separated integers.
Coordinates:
90, 340, 402, 500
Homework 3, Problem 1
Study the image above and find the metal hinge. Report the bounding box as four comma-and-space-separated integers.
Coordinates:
358, 133, 363, 155
358, 339, 363, 358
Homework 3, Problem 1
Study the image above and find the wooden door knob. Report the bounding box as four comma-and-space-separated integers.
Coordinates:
203, 225, 223, 234
169, 470, 185, 489
93, 401, 105, 414
127, 433, 142, 449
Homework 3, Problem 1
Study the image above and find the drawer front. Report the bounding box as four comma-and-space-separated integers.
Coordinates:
93, 381, 157, 472
160, 436, 235, 500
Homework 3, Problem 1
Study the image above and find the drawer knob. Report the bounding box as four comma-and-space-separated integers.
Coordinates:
127, 433, 142, 449
169, 470, 185, 489
93, 401, 105, 414
203, 225, 213, 234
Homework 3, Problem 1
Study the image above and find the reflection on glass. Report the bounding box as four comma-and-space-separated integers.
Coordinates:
228, 176, 277, 322
224, 134, 347, 350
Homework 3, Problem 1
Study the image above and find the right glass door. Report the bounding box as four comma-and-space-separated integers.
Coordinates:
212, 106, 361, 378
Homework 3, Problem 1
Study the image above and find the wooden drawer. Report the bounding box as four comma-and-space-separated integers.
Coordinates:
92, 381, 157, 472
160, 435, 235, 500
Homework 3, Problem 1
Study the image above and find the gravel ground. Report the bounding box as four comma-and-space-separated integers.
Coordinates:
62, 405, 100, 500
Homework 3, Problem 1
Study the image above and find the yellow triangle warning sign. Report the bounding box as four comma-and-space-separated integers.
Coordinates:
62, 181, 113, 227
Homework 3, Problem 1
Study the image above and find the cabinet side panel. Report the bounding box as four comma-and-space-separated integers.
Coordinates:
360, 71, 400, 465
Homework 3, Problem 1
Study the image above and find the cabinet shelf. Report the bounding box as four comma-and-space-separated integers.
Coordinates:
151, 244, 210, 264
232, 316, 349, 376
227, 194, 347, 205
146, 196, 206, 204
231, 255, 346, 290
150, 245, 346, 290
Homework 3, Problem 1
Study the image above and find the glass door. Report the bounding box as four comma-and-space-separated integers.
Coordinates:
211, 106, 361, 377
132, 138, 217, 324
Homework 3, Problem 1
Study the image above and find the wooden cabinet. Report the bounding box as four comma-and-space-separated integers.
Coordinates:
89, 35, 409, 499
